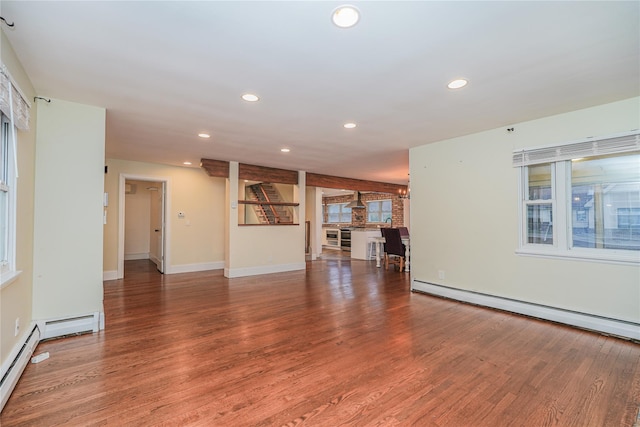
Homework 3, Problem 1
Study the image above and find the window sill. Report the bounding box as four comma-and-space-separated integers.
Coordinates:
516, 247, 640, 266
0, 270, 23, 290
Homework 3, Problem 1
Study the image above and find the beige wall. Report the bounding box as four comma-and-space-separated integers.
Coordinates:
409, 97, 640, 323
124, 180, 151, 258
32, 99, 106, 320
1, 31, 37, 364
103, 159, 226, 274
225, 163, 306, 277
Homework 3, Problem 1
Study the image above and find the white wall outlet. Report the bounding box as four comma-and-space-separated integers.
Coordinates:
438, 270, 445, 280
14, 317, 20, 337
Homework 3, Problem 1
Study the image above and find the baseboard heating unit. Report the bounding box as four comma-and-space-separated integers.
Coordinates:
38, 312, 103, 340
0, 324, 40, 412
412, 280, 640, 341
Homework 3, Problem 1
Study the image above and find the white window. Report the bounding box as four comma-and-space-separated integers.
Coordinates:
0, 113, 16, 281
325, 203, 351, 223
515, 131, 640, 264
0, 64, 30, 287
367, 199, 392, 223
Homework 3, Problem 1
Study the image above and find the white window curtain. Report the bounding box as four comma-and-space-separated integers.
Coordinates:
513, 131, 640, 167
0, 63, 30, 131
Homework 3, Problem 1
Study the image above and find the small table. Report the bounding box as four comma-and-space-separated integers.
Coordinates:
372, 236, 410, 272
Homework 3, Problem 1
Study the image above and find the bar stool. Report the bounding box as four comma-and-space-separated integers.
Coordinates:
367, 237, 377, 260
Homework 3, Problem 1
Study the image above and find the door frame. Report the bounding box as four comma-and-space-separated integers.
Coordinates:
117, 174, 171, 279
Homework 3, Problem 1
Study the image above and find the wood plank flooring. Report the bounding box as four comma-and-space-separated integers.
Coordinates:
2, 257, 639, 426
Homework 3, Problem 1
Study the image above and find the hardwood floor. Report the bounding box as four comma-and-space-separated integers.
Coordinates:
2, 257, 639, 426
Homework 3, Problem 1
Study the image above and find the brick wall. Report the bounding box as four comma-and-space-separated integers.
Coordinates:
322, 192, 404, 227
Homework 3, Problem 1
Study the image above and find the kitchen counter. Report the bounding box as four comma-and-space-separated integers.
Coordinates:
351, 229, 382, 260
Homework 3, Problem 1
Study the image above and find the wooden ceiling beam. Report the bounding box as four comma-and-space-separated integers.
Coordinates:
200, 158, 230, 178
201, 158, 406, 194
306, 173, 407, 195
238, 163, 298, 185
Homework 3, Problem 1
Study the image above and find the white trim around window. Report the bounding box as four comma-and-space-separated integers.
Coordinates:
325, 202, 351, 224
0, 113, 19, 287
515, 131, 640, 265
366, 199, 392, 223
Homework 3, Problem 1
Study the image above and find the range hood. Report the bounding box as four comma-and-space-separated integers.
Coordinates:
345, 191, 366, 209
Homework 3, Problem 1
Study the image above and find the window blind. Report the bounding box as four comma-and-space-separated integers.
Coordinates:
0, 64, 30, 131
512, 131, 640, 167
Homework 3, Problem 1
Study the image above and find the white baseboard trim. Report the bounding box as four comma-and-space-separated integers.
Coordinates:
36, 312, 104, 340
412, 280, 640, 341
1, 323, 40, 412
149, 254, 161, 268
166, 261, 224, 275
124, 252, 149, 261
225, 262, 306, 278
103, 270, 118, 281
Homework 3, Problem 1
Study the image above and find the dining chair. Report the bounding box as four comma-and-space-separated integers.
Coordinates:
381, 228, 406, 272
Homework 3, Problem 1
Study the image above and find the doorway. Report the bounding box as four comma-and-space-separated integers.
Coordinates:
117, 174, 169, 279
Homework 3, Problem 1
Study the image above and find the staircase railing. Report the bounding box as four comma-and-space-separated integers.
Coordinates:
242, 183, 298, 225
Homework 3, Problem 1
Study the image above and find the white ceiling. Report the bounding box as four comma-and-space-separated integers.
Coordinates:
2, 1, 638, 185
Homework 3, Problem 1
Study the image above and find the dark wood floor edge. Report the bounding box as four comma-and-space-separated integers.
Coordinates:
411, 281, 640, 344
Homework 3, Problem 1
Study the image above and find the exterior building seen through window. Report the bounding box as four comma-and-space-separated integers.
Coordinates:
516, 131, 639, 263
570, 153, 640, 251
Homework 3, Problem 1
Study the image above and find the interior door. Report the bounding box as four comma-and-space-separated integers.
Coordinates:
148, 181, 164, 273
156, 182, 165, 273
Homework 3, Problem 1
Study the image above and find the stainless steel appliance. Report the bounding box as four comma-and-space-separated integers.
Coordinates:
340, 228, 352, 251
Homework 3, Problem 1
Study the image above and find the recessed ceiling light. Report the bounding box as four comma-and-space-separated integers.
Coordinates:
447, 79, 468, 89
198, 133, 210, 138
242, 93, 259, 102
332, 5, 360, 28
344, 122, 357, 129
183, 161, 192, 166
281, 148, 290, 153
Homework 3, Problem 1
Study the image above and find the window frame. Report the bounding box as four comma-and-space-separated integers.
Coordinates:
516, 133, 640, 265
366, 199, 392, 223
325, 202, 352, 224
0, 112, 18, 287
522, 163, 556, 246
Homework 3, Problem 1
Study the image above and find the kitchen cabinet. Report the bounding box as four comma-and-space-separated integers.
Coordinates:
351, 229, 382, 260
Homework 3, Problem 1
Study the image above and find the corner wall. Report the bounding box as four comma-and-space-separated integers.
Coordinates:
0, 30, 37, 367
103, 159, 226, 276
32, 99, 105, 321
409, 97, 640, 326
